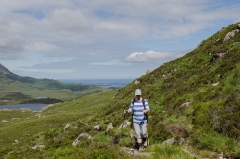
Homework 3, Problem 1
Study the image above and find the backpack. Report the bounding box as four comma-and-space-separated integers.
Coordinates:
131, 98, 148, 128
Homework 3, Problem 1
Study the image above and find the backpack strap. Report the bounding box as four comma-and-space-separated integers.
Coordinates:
132, 98, 145, 108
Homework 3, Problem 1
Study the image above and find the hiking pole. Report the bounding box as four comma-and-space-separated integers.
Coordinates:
146, 129, 149, 146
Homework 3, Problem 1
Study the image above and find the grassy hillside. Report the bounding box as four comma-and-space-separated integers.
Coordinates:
0, 65, 106, 105
0, 22, 240, 159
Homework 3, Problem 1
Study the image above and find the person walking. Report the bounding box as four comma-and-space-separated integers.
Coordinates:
124, 89, 150, 151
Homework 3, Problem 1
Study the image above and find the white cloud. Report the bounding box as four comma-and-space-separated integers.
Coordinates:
125, 50, 184, 62
24, 42, 59, 52
42, 9, 91, 32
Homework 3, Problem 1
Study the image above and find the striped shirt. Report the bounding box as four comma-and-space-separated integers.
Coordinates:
127, 98, 150, 124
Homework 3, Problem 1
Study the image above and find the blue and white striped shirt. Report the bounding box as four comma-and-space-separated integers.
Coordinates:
127, 98, 150, 124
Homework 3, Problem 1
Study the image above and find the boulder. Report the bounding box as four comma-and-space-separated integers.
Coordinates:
64, 123, 71, 130
146, 70, 152, 74
212, 82, 219, 86
72, 133, 94, 146
119, 121, 131, 129
107, 123, 113, 131
134, 80, 140, 85
223, 29, 239, 42
31, 145, 45, 150
162, 137, 185, 146
93, 125, 102, 131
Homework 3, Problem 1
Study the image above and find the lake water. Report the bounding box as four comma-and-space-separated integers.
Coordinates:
0, 79, 134, 111
59, 79, 134, 88
0, 103, 49, 111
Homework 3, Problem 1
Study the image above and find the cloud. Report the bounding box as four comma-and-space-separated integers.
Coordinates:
125, 50, 184, 62
42, 9, 91, 32
24, 42, 59, 52
90, 60, 130, 66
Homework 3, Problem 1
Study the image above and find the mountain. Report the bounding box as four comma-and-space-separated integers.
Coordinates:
0, 63, 13, 75
0, 22, 240, 158
0, 63, 89, 91
0, 63, 105, 104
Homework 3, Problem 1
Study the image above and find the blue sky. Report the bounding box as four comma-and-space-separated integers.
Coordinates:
0, 0, 239, 79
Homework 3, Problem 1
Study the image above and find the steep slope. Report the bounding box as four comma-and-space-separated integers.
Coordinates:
98, 22, 240, 156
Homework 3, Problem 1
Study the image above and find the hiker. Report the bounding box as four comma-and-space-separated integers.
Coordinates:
124, 89, 150, 151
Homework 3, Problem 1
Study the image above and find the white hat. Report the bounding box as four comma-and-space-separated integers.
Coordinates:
135, 89, 142, 96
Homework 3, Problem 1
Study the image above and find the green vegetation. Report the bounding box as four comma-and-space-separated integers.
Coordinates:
0, 65, 107, 104
0, 22, 240, 158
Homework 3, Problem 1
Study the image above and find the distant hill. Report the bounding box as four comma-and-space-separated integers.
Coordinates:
0, 63, 13, 75
0, 63, 90, 91
0, 63, 105, 104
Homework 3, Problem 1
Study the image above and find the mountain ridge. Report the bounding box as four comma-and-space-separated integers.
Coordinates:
0, 63, 105, 105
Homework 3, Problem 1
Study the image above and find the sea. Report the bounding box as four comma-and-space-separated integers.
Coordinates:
58, 78, 134, 88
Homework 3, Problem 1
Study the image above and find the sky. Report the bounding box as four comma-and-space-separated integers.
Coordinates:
0, 0, 239, 80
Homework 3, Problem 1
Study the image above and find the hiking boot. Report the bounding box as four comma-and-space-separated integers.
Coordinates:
143, 138, 148, 148
138, 143, 144, 151
138, 147, 144, 151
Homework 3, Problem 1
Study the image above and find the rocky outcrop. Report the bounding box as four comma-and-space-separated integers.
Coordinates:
93, 125, 102, 131
223, 29, 239, 42
31, 145, 45, 150
72, 133, 94, 146
64, 123, 71, 131
106, 123, 113, 131
119, 121, 131, 129
121, 147, 154, 158
146, 70, 152, 74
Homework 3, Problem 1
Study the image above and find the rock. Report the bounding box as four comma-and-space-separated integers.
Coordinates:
31, 145, 45, 150
107, 123, 113, 131
211, 52, 226, 61
134, 80, 140, 85
162, 137, 175, 145
93, 125, 102, 131
180, 102, 190, 108
78, 133, 94, 139
212, 82, 219, 86
119, 121, 131, 129
72, 133, 94, 146
35, 114, 41, 118
15, 140, 19, 144
146, 70, 152, 74
121, 147, 154, 157
64, 123, 71, 130
162, 137, 185, 146
1, 120, 8, 122
223, 29, 239, 42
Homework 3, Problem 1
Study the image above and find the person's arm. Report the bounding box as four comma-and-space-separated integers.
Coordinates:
143, 99, 150, 113
125, 99, 133, 113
